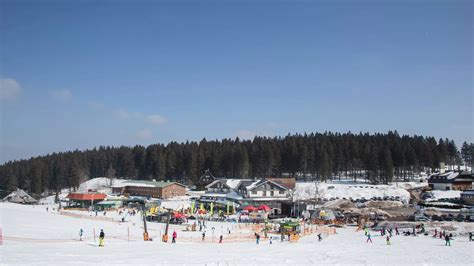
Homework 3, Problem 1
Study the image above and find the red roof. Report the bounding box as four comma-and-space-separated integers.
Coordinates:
257, 204, 271, 212
67, 193, 107, 201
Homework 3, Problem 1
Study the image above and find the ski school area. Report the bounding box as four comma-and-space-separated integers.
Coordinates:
1, 202, 473, 265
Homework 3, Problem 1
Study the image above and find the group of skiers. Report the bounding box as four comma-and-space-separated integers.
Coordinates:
362, 224, 469, 247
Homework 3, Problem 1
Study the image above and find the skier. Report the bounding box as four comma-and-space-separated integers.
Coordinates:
318, 233, 322, 242
386, 235, 391, 245
79, 228, 84, 241
46, 207, 49, 212
99, 229, 105, 247
433, 229, 437, 237
366, 232, 373, 243
395, 227, 399, 235
469, 232, 473, 242
255, 233, 260, 244
269, 236, 273, 244
202, 231, 206, 241
227, 228, 231, 234
219, 235, 223, 243
388, 229, 393, 238
172, 230, 177, 243
445, 234, 451, 246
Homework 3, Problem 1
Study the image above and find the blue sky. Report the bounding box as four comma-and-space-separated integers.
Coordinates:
0, 0, 472, 163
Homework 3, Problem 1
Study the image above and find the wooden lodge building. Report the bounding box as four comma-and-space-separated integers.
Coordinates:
112, 180, 186, 199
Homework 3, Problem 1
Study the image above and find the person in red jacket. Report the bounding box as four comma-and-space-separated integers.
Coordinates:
172, 230, 177, 243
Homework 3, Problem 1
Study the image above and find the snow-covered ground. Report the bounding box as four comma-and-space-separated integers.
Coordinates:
430, 190, 462, 200
1, 203, 473, 265
294, 182, 411, 202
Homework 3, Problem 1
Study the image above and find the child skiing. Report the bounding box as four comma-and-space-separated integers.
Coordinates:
202, 231, 206, 241
269, 236, 273, 244
318, 233, 322, 242
255, 233, 260, 244
219, 235, 223, 243
395, 226, 399, 235
366, 232, 372, 243
172, 230, 177, 243
469, 232, 473, 242
79, 228, 83, 241
386, 235, 391, 245
99, 229, 105, 247
445, 234, 451, 246
433, 229, 437, 237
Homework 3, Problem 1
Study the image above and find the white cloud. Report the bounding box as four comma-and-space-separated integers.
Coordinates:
147, 114, 167, 125
235, 129, 257, 140
0, 78, 21, 101
116, 108, 131, 119
50, 89, 72, 102
136, 128, 153, 140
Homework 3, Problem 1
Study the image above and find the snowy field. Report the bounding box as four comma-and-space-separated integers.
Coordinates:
1, 203, 473, 265
294, 182, 411, 202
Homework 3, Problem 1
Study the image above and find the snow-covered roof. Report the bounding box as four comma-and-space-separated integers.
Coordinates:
226, 179, 245, 190
112, 180, 184, 188
440, 171, 459, 180
2, 189, 38, 204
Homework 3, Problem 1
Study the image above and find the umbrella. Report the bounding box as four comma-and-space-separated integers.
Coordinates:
173, 213, 187, 219
244, 206, 257, 212
258, 204, 271, 212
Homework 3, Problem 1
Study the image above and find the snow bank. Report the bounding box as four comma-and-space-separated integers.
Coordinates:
78, 177, 127, 192
294, 182, 411, 202
430, 190, 461, 200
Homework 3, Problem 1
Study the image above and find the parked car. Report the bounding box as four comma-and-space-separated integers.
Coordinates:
409, 214, 430, 222
440, 215, 448, 221
431, 215, 441, 221
466, 215, 474, 222
455, 214, 465, 222
445, 214, 454, 221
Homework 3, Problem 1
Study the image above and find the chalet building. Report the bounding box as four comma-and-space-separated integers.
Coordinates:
67, 192, 107, 208
112, 180, 186, 199
240, 179, 292, 215
199, 177, 295, 215
428, 171, 474, 191
197, 169, 217, 188
200, 179, 245, 206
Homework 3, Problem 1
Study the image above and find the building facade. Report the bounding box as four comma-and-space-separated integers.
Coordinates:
112, 180, 186, 199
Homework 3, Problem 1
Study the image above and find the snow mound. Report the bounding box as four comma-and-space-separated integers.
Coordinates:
78, 177, 127, 192
294, 182, 411, 202
430, 190, 461, 200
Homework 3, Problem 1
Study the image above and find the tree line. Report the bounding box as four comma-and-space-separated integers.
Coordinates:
0, 131, 472, 195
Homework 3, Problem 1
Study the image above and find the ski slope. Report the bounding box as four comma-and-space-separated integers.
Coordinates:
1, 203, 473, 265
